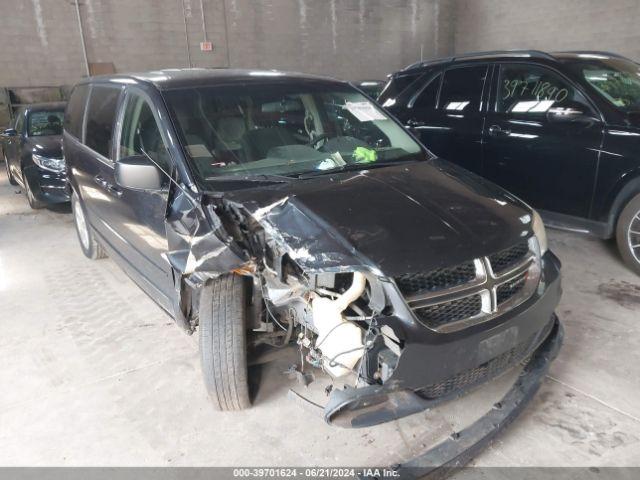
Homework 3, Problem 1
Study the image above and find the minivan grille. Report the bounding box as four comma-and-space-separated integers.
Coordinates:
414, 294, 482, 330
489, 241, 529, 274
496, 272, 528, 306
397, 237, 540, 333
394, 262, 476, 296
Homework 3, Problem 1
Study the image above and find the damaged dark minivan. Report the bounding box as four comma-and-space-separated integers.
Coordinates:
64, 69, 562, 437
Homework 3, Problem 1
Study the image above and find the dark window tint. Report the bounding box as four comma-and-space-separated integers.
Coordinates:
85, 86, 121, 158
379, 71, 424, 106
119, 94, 170, 172
439, 66, 488, 112
412, 74, 441, 110
64, 85, 89, 139
498, 64, 593, 116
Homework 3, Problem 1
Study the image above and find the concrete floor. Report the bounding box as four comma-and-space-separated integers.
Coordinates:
1, 172, 640, 469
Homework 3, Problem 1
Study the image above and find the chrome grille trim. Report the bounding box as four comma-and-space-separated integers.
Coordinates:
400, 237, 541, 333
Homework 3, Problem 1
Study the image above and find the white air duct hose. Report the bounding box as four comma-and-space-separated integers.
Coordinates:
312, 272, 367, 377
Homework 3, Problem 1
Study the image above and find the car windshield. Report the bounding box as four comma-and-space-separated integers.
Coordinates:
568, 57, 640, 112
28, 110, 64, 137
163, 82, 424, 184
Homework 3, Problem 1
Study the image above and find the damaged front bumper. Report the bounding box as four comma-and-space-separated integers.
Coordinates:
396, 316, 563, 477
324, 314, 562, 428
325, 251, 562, 428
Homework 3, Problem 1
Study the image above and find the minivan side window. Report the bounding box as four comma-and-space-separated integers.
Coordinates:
85, 85, 121, 159
438, 66, 488, 112
498, 64, 594, 116
65, 84, 89, 140
118, 93, 170, 173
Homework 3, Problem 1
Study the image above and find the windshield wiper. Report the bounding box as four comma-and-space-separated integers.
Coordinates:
295, 160, 415, 179
205, 173, 294, 184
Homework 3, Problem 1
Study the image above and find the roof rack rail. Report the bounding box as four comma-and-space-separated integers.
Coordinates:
402, 49, 555, 71
554, 50, 634, 61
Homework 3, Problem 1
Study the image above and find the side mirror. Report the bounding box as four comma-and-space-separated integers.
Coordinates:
2, 128, 17, 136
546, 102, 598, 125
115, 155, 163, 191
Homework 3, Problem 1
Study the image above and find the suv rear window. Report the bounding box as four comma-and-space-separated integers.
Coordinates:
438, 66, 488, 112
85, 85, 121, 158
64, 85, 89, 140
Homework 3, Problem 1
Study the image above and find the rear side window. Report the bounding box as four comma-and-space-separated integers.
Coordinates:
379, 71, 424, 106
438, 66, 488, 112
85, 85, 121, 158
65, 85, 89, 139
411, 74, 441, 110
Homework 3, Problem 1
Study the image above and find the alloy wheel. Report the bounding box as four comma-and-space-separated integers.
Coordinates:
629, 210, 640, 265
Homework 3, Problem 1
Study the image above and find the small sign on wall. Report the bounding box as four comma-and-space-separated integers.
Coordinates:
200, 41, 213, 52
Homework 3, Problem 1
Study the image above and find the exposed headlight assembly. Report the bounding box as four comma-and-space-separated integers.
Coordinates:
32, 153, 65, 173
532, 210, 548, 254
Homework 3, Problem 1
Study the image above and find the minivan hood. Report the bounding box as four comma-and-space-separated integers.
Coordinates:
28, 135, 63, 158
216, 159, 534, 277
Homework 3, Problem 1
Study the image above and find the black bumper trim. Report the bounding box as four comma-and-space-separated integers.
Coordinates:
394, 316, 563, 479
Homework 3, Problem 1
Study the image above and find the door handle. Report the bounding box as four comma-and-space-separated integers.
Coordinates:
94, 175, 108, 188
106, 184, 123, 197
488, 125, 511, 137
94, 175, 122, 197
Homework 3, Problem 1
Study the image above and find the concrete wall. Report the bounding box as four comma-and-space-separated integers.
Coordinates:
454, 0, 640, 60
0, 0, 454, 88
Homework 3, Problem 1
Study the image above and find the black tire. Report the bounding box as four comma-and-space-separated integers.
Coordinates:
23, 174, 45, 209
616, 193, 640, 275
71, 191, 107, 260
4, 153, 17, 186
199, 274, 251, 411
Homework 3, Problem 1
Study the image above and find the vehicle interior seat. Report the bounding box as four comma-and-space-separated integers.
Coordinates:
241, 126, 299, 161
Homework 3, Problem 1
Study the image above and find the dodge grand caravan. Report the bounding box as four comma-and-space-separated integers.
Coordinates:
63, 70, 562, 452
381, 50, 640, 274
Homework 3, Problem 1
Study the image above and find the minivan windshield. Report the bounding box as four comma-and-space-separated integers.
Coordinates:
567, 57, 640, 112
163, 82, 424, 183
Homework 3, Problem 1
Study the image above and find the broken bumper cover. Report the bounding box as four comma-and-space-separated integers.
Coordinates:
396, 317, 563, 478
324, 314, 562, 428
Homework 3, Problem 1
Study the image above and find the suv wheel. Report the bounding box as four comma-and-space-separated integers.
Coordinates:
616, 193, 640, 275
71, 191, 107, 260
199, 274, 251, 410
4, 153, 17, 186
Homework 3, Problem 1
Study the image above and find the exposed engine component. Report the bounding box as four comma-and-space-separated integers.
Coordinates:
311, 272, 367, 377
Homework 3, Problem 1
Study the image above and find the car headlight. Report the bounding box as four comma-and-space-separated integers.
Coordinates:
32, 153, 65, 173
532, 210, 548, 255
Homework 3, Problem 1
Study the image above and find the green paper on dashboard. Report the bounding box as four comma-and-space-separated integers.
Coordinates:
353, 146, 377, 163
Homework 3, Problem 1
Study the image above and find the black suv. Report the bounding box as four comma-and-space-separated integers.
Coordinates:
63, 70, 562, 448
381, 50, 640, 274
1, 102, 68, 208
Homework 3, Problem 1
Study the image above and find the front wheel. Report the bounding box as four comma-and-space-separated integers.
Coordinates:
71, 191, 107, 260
199, 274, 251, 410
616, 193, 640, 275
